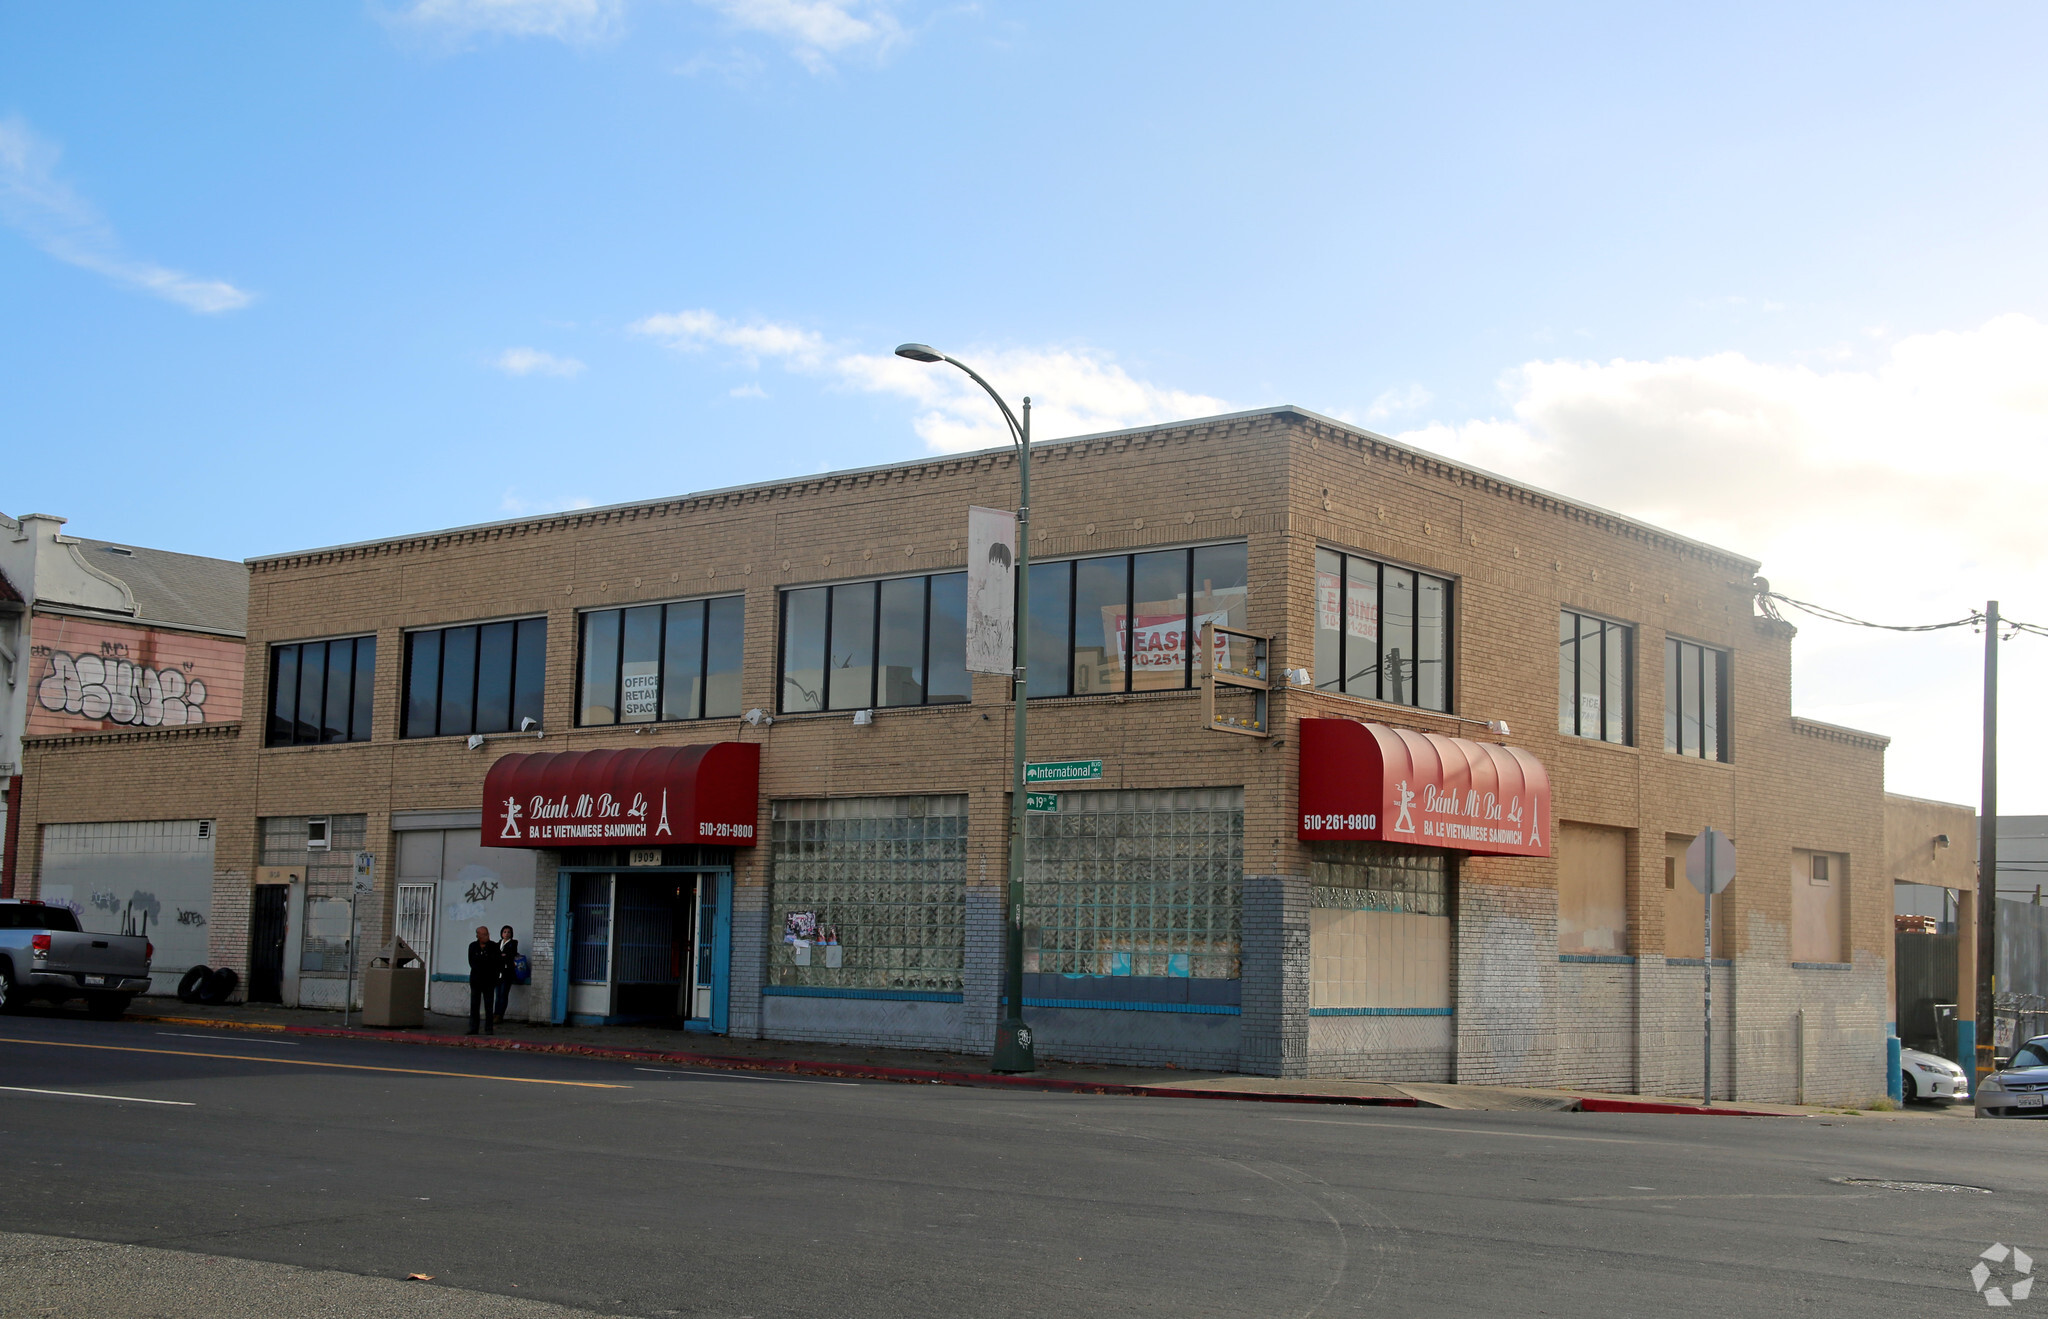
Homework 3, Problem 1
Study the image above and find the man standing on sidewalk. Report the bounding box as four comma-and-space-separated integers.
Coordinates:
467, 925, 502, 1036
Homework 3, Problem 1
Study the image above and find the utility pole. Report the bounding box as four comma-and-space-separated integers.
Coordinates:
1976, 600, 1998, 1096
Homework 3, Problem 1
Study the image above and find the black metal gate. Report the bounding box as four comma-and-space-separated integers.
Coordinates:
248, 884, 290, 1003
1896, 930, 1960, 1057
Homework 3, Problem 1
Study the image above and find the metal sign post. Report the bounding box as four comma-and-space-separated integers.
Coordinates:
346, 851, 375, 1029
1686, 827, 1737, 1105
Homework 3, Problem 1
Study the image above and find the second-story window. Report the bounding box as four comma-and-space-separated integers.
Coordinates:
1665, 636, 1730, 762
1313, 548, 1450, 711
268, 636, 376, 746
404, 618, 547, 738
1558, 610, 1631, 744
578, 596, 744, 726
1020, 543, 1249, 699
780, 574, 968, 713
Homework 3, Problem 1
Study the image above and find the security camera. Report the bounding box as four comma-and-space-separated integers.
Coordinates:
743, 708, 773, 728
1935, 834, 1951, 849
853, 709, 874, 726
1486, 719, 1512, 737
520, 717, 539, 732
466, 734, 485, 750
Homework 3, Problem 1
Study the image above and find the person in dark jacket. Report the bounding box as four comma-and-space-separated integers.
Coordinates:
467, 925, 502, 1035
493, 925, 519, 1026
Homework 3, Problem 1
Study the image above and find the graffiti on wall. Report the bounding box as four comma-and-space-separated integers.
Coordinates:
24, 616, 243, 736
38, 651, 209, 727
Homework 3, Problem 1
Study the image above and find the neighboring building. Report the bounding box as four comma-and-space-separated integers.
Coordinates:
13, 408, 1896, 1100
1996, 815, 2048, 905
1886, 793, 1976, 1065
0, 511, 247, 995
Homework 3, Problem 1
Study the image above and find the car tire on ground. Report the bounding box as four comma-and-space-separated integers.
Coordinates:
0, 965, 22, 1014
1901, 1072, 1918, 1103
177, 965, 213, 1003
86, 993, 134, 1020
196, 967, 239, 1006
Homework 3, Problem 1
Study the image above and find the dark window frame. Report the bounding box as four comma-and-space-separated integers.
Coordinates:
266, 635, 377, 747
574, 594, 745, 727
1558, 608, 1634, 745
1663, 635, 1731, 762
775, 572, 971, 715
1018, 541, 1251, 702
1313, 547, 1453, 713
401, 616, 549, 739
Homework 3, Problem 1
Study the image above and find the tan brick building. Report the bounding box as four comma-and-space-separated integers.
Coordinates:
10, 407, 1894, 1100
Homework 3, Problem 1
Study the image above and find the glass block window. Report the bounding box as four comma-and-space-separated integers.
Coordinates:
768, 795, 968, 992
1024, 787, 1244, 979
260, 814, 368, 972
1309, 840, 1449, 916
1313, 548, 1451, 711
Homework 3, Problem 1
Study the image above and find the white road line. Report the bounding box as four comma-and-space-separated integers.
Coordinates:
0, 1085, 194, 1106
157, 1032, 299, 1046
1272, 1117, 1647, 1145
633, 1067, 858, 1086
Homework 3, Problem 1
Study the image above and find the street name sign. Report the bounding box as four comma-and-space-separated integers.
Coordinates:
1025, 760, 1102, 784
1025, 792, 1060, 813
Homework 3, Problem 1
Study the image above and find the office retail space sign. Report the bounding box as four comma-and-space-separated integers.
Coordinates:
1297, 719, 1552, 857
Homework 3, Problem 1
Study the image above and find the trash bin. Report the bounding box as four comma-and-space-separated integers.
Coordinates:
362, 936, 426, 1028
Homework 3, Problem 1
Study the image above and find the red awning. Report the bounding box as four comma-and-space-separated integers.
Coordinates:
482, 743, 760, 848
1298, 719, 1551, 857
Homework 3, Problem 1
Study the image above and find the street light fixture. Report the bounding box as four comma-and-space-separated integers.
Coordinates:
895, 342, 1036, 1073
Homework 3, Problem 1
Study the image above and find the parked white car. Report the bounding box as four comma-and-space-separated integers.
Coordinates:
1899, 1046, 1970, 1102
1974, 1037, 2048, 1117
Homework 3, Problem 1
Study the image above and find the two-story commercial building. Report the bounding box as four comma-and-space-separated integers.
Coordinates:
11, 407, 1893, 1100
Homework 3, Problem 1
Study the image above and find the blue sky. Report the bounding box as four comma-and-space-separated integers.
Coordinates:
4, 1, 2045, 808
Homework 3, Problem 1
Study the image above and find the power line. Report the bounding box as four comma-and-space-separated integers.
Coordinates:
1757, 588, 2044, 639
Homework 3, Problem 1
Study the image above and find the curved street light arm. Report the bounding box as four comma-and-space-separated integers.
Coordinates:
937, 355, 1026, 450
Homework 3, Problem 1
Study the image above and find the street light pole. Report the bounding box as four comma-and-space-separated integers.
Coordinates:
895, 344, 1036, 1072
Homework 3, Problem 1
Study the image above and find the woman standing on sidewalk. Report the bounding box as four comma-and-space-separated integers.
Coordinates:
494, 925, 519, 1026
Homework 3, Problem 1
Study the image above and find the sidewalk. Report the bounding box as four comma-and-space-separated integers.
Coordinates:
120, 998, 1946, 1119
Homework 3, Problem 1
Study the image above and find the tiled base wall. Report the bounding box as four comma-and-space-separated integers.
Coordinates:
1305, 1014, 1453, 1080
760, 995, 969, 1052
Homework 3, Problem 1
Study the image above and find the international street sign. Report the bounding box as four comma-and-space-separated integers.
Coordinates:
1025, 792, 1060, 813
1025, 759, 1102, 784
1685, 828, 1737, 896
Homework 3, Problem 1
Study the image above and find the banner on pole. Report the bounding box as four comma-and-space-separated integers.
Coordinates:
966, 505, 1017, 676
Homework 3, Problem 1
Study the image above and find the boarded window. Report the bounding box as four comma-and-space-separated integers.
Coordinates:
1557, 823, 1628, 955
1792, 849, 1848, 963
1308, 841, 1450, 1009
1663, 833, 1731, 959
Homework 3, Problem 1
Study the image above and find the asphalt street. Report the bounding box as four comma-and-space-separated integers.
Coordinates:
0, 1010, 2038, 1318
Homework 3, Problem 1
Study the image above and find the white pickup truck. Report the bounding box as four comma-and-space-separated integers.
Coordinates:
0, 899, 153, 1018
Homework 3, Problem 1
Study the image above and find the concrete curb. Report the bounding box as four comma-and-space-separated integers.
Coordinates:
133, 1010, 1425, 1108
1575, 1096, 1793, 1117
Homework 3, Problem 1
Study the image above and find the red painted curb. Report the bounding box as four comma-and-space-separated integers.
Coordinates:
135, 1011, 1422, 1108
1576, 1096, 1791, 1117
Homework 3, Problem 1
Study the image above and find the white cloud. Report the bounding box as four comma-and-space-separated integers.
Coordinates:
493, 346, 585, 377
632, 308, 1233, 451
0, 116, 252, 314
499, 489, 597, 515
1396, 314, 2048, 807
729, 382, 767, 398
394, 0, 624, 43
695, 0, 900, 71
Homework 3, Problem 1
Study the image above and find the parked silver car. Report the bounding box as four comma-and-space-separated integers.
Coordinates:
1975, 1037, 2048, 1117
0, 899, 153, 1018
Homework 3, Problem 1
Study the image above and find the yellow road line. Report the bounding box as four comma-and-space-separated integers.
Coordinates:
0, 1036, 627, 1089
